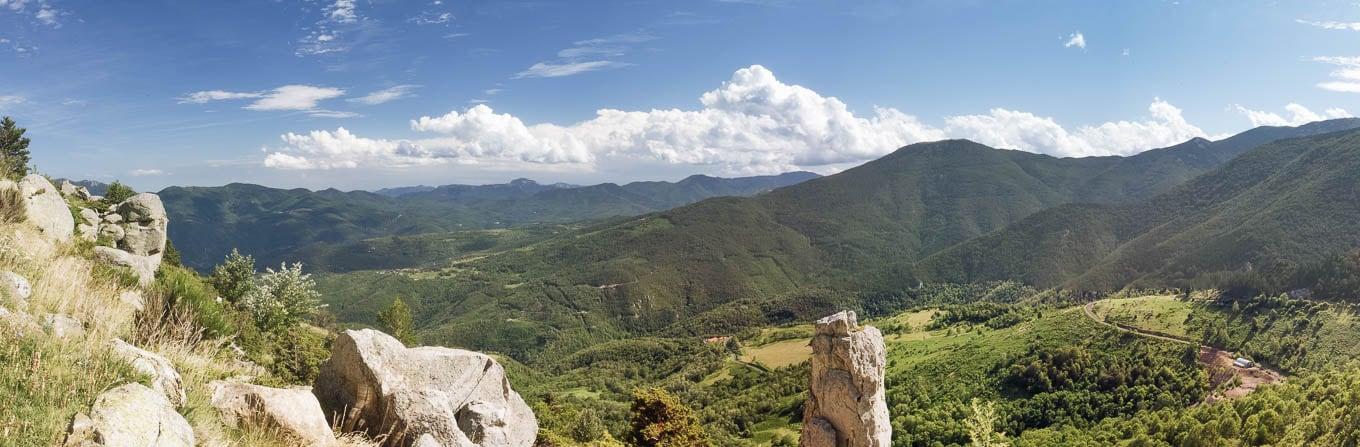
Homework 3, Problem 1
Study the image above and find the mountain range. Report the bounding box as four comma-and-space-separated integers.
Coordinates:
158, 171, 819, 270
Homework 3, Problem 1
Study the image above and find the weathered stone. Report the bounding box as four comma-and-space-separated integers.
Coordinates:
118, 290, 145, 312
314, 329, 537, 447
111, 338, 187, 407
64, 383, 194, 447
800, 311, 890, 447
76, 223, 97, 242
79, 207, 99, 224
115, 193, 167, 225
101, 213, 122, 224
0, 306, 39, 336
210, 381, 337, 445
93, 246, 161, 287
119, 223, 164, 256
17, 175, 74, 242
43, 314, 85, 339
1, 270, 32, 304
97, 223, 125, 242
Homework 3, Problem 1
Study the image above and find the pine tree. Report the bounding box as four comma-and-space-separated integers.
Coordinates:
0, 116, 31, 179
377, 297, 417, 345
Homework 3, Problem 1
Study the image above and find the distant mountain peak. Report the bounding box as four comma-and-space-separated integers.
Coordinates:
508, 178, 539, 186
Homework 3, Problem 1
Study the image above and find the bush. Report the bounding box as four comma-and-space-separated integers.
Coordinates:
0, 185, 24, 224
627, 388, 709, 447
101, 181, 134, 205
153, 265, 234, 338
210, 249, 256, 304
241, 262, 323, 335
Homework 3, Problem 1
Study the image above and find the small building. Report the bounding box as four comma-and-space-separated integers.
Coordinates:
1233, 357, 1254, 368
703, 336, 731, 345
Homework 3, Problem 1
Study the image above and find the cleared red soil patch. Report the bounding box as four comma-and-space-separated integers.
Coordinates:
1199, 346, 1285, 403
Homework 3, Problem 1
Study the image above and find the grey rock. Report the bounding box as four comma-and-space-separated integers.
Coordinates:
17, 175, 74, 242
1, 270, 32, 304
97, 223, 124, 242
79, 208, 99, 225
800, 311, 890, 447
210, 381, 337, 446
43, 314, 85, 339
314, 329, 537, 447
63, 383, 194, 447
111, 338, 187, 408
93, 247, 161, 287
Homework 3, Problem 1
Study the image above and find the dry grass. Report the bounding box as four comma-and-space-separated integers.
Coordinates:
0, 222, 379, 446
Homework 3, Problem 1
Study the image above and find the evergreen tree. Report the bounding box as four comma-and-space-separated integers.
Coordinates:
377, 297, 417, 345
0, 117, 30, 179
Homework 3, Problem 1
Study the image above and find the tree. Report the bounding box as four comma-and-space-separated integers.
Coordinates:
627, 388, 709, 447
377, 297, 416, 346
210, 249, 257, 304
102, 180, 135, 204
241, 262, 322, 334
569, 408, 608, 443
965, 398, 1009, 447
0, 117, 30, 179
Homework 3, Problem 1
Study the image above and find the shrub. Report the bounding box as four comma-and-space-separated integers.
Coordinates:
377, 297, 416, 345
153, 265, 233, 338
101, 181, 135, 204
627, 388, 709, 447
0, 185, 24, 224
209, 249, 256, 304
241, 262, 323, 335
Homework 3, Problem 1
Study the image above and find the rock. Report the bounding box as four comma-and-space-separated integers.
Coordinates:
101, 213, 122, 225
59, 180, 79, 197
118, 290, 145, 312
0, 306, 39, 336
119, 223, 164, 256
63, 383, 194, 447
16, 175, 74, 242
76, 224, 97, 242
210, 381, 337, 445
111, 338, 187, 407
97, 223, 124, 241
1, 270, 32, 304
116, 193, 167, 225
79, 208, 99, 224
43, 314, 85, 339
313, 329, 538, 447
800, 311, 890, 447
93, 246, 161, 287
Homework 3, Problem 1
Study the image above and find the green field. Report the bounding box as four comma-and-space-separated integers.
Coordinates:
1093, 294, 1196, 338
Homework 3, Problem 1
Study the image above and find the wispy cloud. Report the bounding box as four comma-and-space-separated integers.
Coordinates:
410, 11, 452, 25
349, 85, 419, 105
1312, 56, 1360, 93
0, 0, 62, 27
1064, 32, 1086, 49
1297, 19, 1360, 31
130, 169, 165, 176
180, 85, 348, 111
514, 61, 629, 79
0, 95, 25, 106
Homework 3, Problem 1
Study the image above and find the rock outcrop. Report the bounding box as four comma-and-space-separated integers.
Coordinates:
111, 338, 187, 407
16, 175, 74, 242
800, 311, 890, 447
313, 329, 537, 447
88, 192, 169, 286
63, 383, 194, 447
210, 380, 336, 446
1, 270, 31, 305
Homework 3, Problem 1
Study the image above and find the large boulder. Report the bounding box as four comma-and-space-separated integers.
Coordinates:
63, 383, 194, 447
92, 193, 168, 286
210, 381, 336, 445
800, 311, 890, 447
93, 246, 161, 287
313, 329, 537, 447
17, 175, 74, 242
111, 338, 186, 407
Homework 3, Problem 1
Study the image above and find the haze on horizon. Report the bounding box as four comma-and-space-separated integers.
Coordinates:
0, 0, 1356, 191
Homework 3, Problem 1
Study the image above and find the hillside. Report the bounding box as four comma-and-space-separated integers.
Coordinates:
309, 120, 1360, 362
160, 172, 818, 271
919, 123, 1360, 290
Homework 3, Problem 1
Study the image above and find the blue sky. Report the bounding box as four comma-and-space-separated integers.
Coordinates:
0, 0, 1357, 191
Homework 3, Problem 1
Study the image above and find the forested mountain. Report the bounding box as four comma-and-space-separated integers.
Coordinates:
920, 123, 1360, 290
311, 119, 1360, 362
159, 171, 818, 270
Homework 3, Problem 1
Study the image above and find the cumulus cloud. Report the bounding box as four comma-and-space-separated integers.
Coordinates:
0, 0, 61, 27
1235, 103, 1353, 127
1298, 19, 1360, 31
327, 0, 357, 23
1064, 32, 1086, 49
946, 99, 1204, 157
263, 65, 1222, 173
349, 85, 419, 105
243, 85, 345, 111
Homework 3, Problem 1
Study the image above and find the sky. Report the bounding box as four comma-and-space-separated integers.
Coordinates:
0, 0, 1357, 192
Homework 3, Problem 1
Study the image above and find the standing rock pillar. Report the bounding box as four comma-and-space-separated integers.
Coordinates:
800, 310, 890, 447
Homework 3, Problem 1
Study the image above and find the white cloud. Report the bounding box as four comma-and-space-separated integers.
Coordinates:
1312, 56, 1360, 93
307, 109, 361, 118
244, 85, 346, 111
130, 169, 165, 176
1122, 48, 1130, 56
349, 85, 419, 105
327, 0, 357, 23
514, 61, 628, 79
178, 90, 264, 104
34, 5, 56, 25
484, 88, 503, 96
1235, 103, 1353, 127
411, 11, 452, 25
0, 95, 25, 106
1298, 19, 1360, 31
1064, 32, 1086, 49
946, 99, 1204, 157
263, 65, 1222, 173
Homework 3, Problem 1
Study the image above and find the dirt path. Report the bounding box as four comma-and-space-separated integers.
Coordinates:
1082, 300, 1285, 402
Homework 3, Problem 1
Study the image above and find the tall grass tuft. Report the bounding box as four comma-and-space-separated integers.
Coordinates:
0, 185, 25, 224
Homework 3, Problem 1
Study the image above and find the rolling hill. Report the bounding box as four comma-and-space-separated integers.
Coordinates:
159, 171, 818, 270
